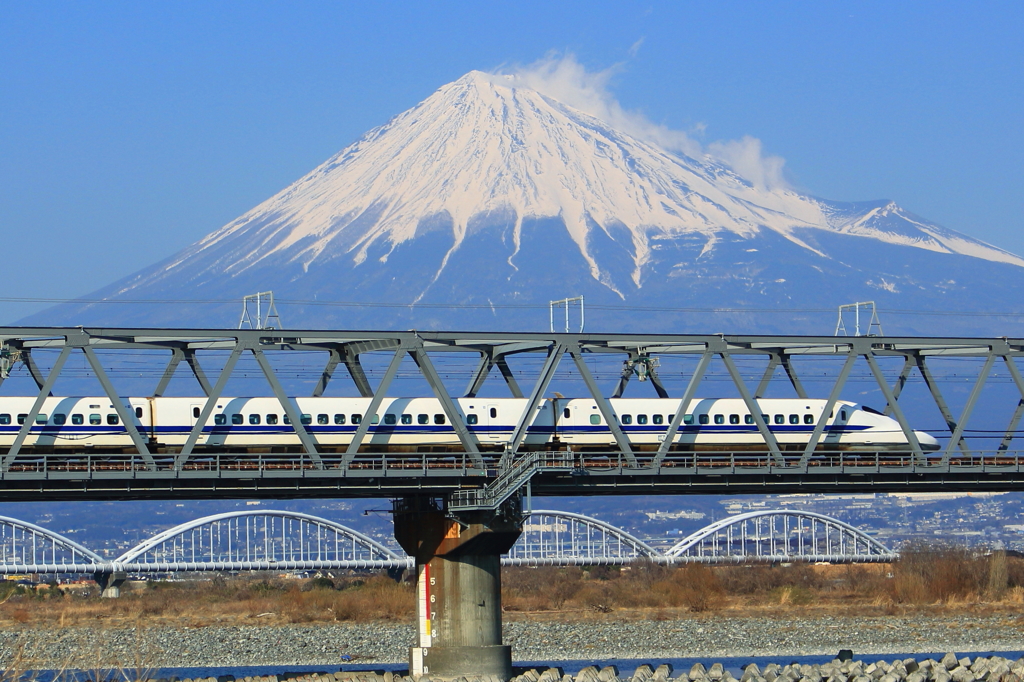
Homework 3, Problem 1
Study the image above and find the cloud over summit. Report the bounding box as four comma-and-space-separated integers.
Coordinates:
498, 53, 789, 190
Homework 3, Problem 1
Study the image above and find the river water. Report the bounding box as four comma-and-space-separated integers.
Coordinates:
23, 651, 1024, 682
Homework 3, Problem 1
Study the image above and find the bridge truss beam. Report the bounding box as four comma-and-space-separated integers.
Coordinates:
0, 328, 1021, 500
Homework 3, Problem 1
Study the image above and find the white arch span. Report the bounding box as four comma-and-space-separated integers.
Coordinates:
0, 514, 104, 571
505, 509, 659, 565
114, 510, 404, 570
665, 509, 895, 560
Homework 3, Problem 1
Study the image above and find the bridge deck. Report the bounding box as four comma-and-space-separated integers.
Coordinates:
0, 450, 1021, 500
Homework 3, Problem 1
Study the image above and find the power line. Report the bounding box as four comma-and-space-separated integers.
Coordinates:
3, 296, 1024, 318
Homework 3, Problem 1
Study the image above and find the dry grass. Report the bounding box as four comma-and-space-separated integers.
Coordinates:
501, 548, 1024, 621
1, 545, 1023, 629
0, 573, 414, 629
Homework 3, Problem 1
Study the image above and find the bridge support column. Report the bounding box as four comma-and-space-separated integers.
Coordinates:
94, 570, 127, 598
394, 497, 522, 681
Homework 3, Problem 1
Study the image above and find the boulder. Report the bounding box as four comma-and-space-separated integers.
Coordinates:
632, 666, 654, 682
943, 656, 961, 672
951, 669, 976, 682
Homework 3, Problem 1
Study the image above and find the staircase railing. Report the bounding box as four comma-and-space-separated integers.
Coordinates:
448, 451, 576, 511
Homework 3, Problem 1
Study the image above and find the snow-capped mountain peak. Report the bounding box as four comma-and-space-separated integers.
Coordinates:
167, 70, 1024, 302
29, 69, 1024, 335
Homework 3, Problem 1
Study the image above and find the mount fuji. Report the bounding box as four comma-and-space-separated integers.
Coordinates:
25, 71, 1024, 335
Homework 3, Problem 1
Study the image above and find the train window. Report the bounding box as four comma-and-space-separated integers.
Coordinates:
714, 415, 724, 425
774, 414, 784, 424
0, 414, 9, 425
652, 414, 663, 425
621, 414, 633, 425
789, 414, 799, 424
563, 408, 570, 419
231, 414, 243, 425
744, 415, 754, 425
841, 410, 847, 420
52, 413, 66, 425
71, 414, 83, 425
89, 414, 101, 425
301, 414, 313, 425
107, 414, 119, 425
417, 414, 428, 424
490, 407, 497, 419
590, 414, 601, 425
283, 414, 291, 424
762, 415, 770, 424
35, 414, 48, 424
352, 414, 362, 424
214, 414, 227, 425
17, 414, 26, 425
729, 414, 740, 425
804, 414, 814, 424
434, 414, 446, 425
193, 407, 201, 419
267, 414, 279, 425
334, 414, 346, 425
466, 414, 478, 425
249, 414, 261, 425
371, 414, 379, 424
698, 414, 709, 425
684, 414, 694, 425
637, 414, 648, 425
400, 414, 412, 425
384, 414, 397, 425
317, 414, 329, 425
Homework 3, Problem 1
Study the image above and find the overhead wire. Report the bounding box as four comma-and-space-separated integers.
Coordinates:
3, 296, 1024, 318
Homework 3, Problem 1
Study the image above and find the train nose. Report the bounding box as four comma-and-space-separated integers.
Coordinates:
915, 431, 941, 452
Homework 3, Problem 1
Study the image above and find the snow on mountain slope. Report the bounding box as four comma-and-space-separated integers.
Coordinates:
24, 69, 1024, 334
133, 71, 1024, 302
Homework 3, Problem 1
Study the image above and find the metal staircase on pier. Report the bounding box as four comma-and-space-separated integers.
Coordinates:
448, 451, 577, 512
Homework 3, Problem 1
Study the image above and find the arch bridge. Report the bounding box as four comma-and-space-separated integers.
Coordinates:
0, 508, 894, 579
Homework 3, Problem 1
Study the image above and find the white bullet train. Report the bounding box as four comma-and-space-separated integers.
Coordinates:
0, 395, 939, 453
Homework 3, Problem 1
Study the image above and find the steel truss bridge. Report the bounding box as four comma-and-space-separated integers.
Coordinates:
0, 508, 894, 576
1, 327, 1024, 502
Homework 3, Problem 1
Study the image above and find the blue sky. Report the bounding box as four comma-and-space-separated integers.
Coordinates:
1, 1, 1022, 324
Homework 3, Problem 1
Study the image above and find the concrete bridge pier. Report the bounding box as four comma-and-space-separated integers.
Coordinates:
393, 496, 523, 681
93, 570, 127, 598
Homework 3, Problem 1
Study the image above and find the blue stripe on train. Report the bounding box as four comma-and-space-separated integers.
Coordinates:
0, 424, 873, 438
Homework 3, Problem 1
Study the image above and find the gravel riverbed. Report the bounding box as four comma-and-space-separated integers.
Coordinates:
1, 616, 1022, 668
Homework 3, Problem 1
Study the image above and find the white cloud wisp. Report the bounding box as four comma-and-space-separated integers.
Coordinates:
501, 53, 789, 190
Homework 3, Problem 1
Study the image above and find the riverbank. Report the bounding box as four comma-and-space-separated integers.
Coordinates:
1, 615, 1022, 669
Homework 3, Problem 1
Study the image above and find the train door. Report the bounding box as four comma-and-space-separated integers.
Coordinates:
560, 403, 576, 444
483, 404, 501, 441
189, 403, 204, 426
